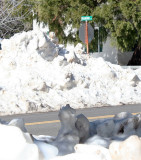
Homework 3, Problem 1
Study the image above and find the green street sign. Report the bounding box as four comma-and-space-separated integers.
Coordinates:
81, 16, 92, 21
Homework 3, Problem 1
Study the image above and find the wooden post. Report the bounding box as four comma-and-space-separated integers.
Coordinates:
85, 21, 89, 54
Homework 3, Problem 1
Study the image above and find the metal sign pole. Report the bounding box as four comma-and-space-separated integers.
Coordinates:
85, 21, 89, 54
94, 24, 100, 53
79, 16, 93, 54
98, 27, 100, 53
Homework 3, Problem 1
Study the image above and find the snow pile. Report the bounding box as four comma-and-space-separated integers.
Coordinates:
1, 111, 141, 160
0, 30, 141, 115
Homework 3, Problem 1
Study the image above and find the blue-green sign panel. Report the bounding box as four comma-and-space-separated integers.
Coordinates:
81, 16, 92, 21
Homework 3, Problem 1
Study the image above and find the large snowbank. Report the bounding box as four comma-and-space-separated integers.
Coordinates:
0, 30, 141, 115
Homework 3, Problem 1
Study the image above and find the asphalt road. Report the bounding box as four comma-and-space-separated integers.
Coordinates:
0, 104, 141, 136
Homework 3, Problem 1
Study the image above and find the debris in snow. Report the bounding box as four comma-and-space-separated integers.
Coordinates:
74, 43, 85, 54
48, 32, 59, 44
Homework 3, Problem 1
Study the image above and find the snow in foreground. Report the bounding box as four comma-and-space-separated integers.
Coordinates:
0, 30, 141, 115
1, 107, 141, 160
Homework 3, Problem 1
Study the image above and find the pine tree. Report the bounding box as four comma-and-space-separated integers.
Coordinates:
94, 0, 141, 65
35, 0, 107, 46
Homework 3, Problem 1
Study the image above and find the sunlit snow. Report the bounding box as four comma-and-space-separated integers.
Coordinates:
0, 30, 141, 115
0, 30, 141, 160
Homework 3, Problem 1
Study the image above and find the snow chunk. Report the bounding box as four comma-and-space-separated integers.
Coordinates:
0, 124, 40, 160
109, 135, 141, 160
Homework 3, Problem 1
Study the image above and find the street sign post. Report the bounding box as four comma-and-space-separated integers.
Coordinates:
79, 16, 93, 54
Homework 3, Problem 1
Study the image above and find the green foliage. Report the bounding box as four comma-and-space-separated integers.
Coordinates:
94, 0, 141, 51
20, 0, 34, 23
2, 0, 140, 53
34, 0, 107, 49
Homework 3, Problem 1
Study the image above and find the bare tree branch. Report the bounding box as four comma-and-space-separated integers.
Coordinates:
0, 0, 32, 38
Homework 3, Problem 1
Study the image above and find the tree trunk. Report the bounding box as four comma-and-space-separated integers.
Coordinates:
127, 46, 141, 65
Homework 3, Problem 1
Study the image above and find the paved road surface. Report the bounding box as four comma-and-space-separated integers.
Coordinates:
0, 104, 141, 136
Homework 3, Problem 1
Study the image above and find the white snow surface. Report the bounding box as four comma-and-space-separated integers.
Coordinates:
1, 112, 141, 160
0, 30, 141, 115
